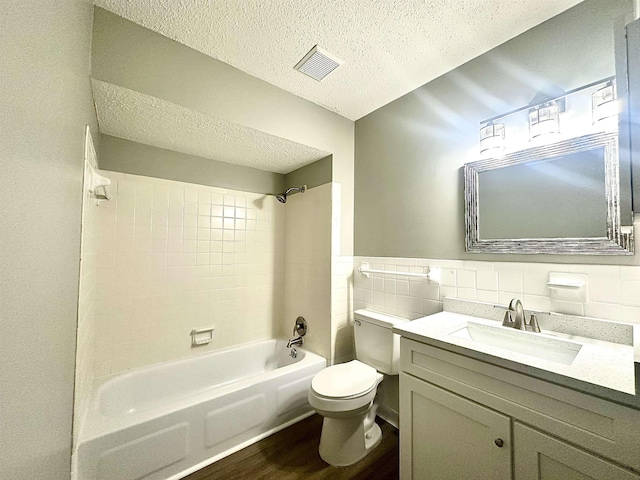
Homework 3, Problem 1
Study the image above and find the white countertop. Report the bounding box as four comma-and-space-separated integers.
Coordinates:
394, 311, 639, 407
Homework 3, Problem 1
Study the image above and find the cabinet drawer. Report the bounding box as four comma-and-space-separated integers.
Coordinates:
401, 338, 640, 472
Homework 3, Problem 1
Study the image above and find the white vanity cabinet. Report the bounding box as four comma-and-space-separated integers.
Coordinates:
401, 373, 512, 480
399, 338, 640, 480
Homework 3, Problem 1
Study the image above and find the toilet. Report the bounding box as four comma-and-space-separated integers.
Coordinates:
308, 309, 408, 466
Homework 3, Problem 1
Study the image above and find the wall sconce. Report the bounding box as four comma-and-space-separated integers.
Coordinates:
479, 122, 506, 158
592, 81, 617, 127
529, 101, 560, 143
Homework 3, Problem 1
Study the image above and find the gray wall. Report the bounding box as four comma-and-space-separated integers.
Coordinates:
355, 0, 636, 264
0, 1, 98, 479
628, 17, 640, 213
100, 135, 286, 194
285, 155, 333, 190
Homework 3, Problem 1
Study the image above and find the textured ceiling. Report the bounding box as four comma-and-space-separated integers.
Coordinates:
92, 80, 329, 174
94, 0, 583, 120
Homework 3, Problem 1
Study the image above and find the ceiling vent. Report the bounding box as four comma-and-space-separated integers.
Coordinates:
294, 45, 342, 81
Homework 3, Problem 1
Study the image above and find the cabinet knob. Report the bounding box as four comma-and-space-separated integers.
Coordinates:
494, 438, 504, 448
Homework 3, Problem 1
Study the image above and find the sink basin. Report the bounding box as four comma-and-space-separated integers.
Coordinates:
450, 321, 582, 365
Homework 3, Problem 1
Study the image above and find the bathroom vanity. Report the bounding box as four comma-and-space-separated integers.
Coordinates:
395, 299, 640, 480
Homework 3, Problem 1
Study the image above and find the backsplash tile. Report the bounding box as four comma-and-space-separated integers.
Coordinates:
354, 256, 640, 325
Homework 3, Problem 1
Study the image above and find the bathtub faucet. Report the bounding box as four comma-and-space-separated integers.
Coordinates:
287, 336, 304, 348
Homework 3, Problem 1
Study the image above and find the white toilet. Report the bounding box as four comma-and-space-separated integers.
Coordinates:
308, 309, 408, 466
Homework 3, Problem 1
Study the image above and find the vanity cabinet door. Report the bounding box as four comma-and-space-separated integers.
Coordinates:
514, 423, 640, 480
400, 372, 512, 480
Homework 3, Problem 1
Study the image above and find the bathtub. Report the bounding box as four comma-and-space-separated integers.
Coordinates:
76, 339, 326, 480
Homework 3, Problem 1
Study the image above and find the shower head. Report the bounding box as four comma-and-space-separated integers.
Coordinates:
275, 185, 306, 204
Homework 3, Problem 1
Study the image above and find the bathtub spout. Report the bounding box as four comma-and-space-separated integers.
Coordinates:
287, 336, 304, 348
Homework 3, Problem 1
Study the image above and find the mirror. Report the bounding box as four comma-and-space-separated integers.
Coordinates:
464, 131, 634, 255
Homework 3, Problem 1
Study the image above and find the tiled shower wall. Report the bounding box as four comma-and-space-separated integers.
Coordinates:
92, 171, 284, 378
354, 256, 640, 325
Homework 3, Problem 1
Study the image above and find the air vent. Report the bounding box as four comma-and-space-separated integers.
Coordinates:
294, 45, 342, 81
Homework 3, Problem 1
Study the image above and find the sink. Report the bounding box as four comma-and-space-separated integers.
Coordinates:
449, 321, 582, 365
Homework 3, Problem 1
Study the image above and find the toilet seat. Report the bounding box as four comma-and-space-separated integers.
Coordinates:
311, 360, 378, 399
309, 360, 383, 415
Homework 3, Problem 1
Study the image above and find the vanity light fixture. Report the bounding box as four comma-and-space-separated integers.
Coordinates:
479, 122, 506, 158
529, 101, 560, 143
592, 81, 617, 126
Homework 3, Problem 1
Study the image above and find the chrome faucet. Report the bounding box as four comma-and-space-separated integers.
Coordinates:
287, 336, 304, 348
503, 298, 541, 333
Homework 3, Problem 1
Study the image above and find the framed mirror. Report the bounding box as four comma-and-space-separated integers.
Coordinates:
464, 132, 634, 255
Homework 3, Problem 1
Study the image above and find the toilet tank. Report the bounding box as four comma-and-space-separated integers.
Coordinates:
354, 309, 409, 375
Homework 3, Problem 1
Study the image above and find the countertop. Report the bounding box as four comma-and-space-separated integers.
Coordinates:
394, 304, 640, 410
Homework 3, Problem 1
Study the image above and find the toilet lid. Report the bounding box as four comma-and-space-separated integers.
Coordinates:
311, 360, 378, 399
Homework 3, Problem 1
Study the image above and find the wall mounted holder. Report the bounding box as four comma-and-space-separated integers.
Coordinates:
547, 273, 587, 302
191, 326, 215, 346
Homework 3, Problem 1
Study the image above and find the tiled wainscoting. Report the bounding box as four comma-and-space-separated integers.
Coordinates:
91, 171, 285, 378
354, 256, 640, 324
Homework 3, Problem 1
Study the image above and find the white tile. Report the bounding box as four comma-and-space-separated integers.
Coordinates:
441, 269, 456, 287
620, 266, 640, 281
440, 286, 456, 300
422, 300, 443, 316
620, 280, 640, 307
584, 302, 620, 322
440, 260, 465, 269
457, 270, 476, 288
457, 287, 477, 301
476, 290, 498, 304
397, 280, 409, 296
523, 294, 552, 312
493, 262, 527, 273
462, 261, 493, 271
498, 272, 523, 293
384, 279, 396, 293
476, 271, 498, 291
550, 300, 584, 316
523, 273, 549, 296
423, 284, 440, 301
588, 276, 621, 304
620, 306, 640, 324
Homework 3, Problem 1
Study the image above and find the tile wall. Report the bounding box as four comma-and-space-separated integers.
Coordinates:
354, 256, 640, 324
92, 171, 284, 378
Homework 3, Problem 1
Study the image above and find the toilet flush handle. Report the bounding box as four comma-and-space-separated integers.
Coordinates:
352, 319, 361, 326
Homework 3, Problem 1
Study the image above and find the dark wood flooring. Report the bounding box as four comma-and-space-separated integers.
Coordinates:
184, 414, 399, 480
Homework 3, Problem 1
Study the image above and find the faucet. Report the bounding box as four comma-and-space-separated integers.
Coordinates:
287, 336, 304, 348
503, 298, 541, 332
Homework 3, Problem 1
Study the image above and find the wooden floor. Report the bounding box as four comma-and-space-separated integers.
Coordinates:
184, 414, 399, 480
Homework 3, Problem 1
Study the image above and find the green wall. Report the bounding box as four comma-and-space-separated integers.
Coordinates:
100, 135, 286, 194
0, 1, 98, 478
355, 0, 637, 264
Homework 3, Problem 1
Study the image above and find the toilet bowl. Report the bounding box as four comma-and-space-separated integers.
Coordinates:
309, 360, 384, 466
308, 309, 409, 466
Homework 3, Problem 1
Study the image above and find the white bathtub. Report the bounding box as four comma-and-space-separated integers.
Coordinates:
76, 339, 326, 480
